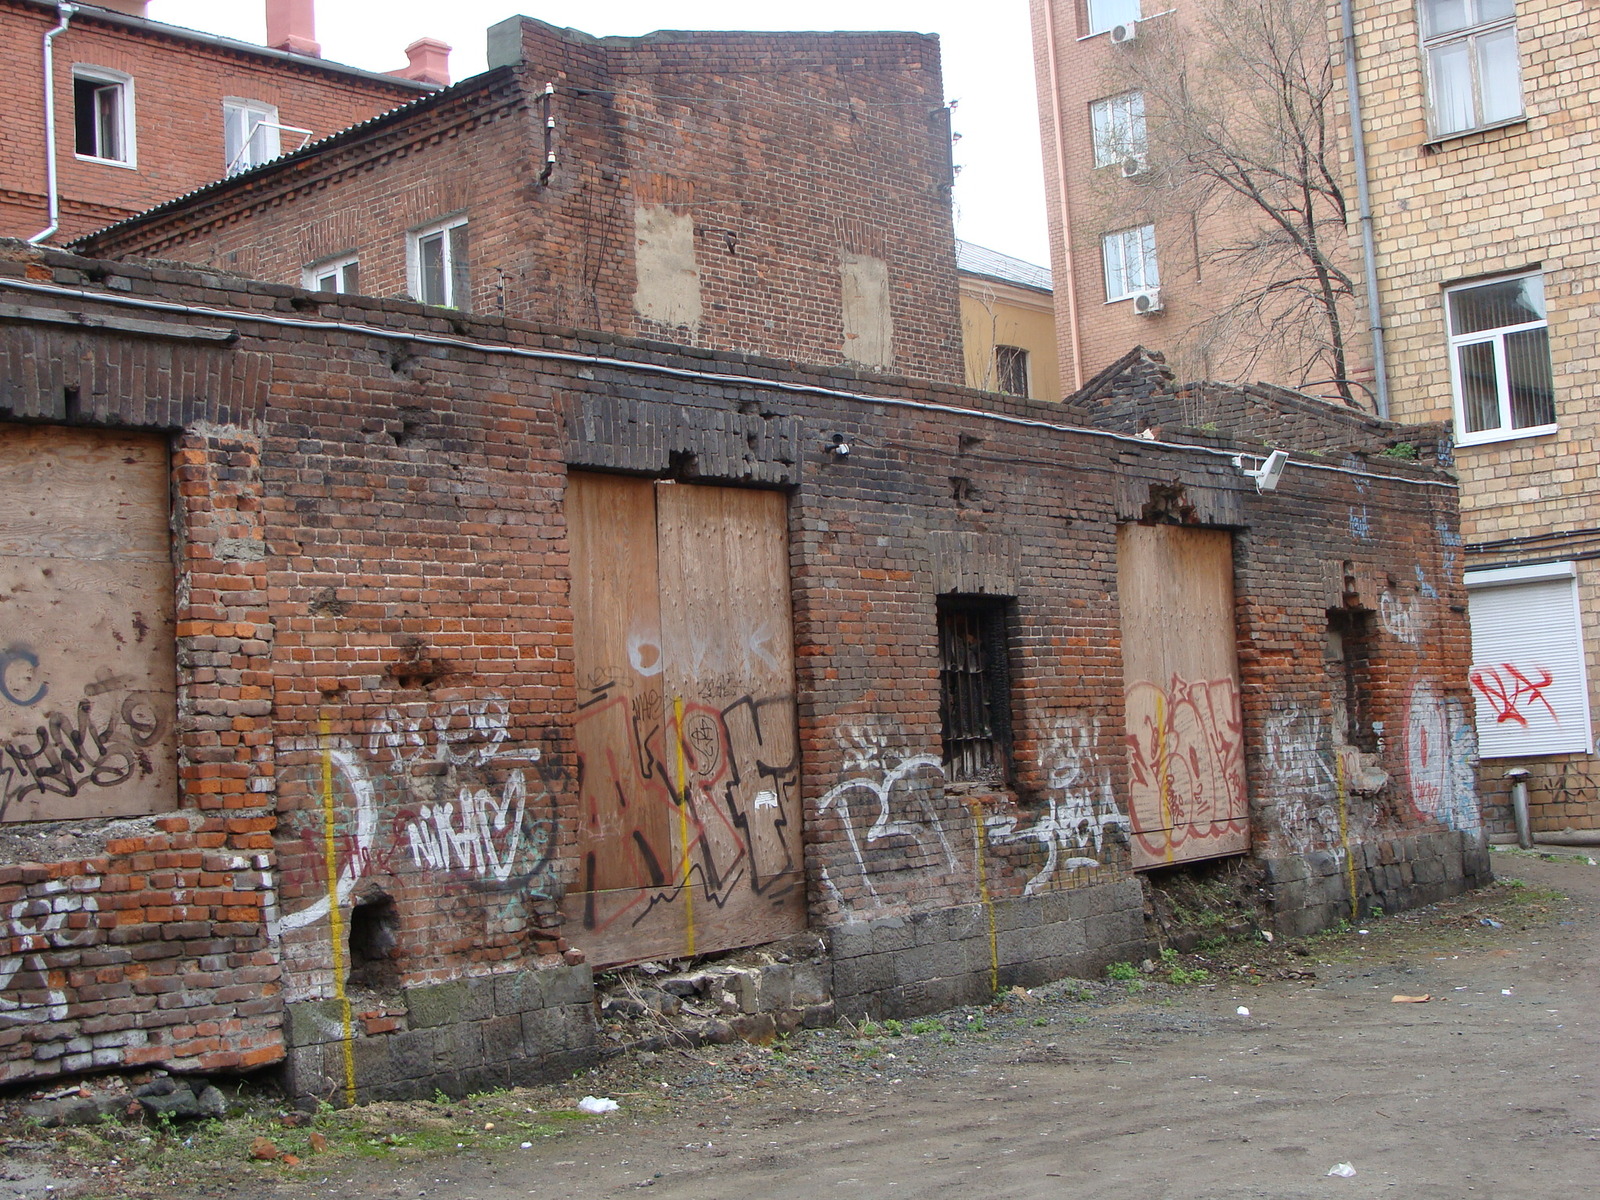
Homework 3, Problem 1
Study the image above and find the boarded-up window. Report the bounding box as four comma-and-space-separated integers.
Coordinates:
1117, 524, 1248, 867
0, 428, 177, 822
1466, 563, 1592, 757
937, 595, 1013, 782
564, 473, 804, 966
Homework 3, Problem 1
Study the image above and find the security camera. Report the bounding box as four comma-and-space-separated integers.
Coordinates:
1232, 449, 1289, 492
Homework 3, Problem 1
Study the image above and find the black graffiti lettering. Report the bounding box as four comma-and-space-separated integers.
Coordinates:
0, 691, 168, 815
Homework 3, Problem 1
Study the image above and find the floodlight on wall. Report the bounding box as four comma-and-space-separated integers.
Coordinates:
1232, 449, 1289, 492
829, 433, 852, 458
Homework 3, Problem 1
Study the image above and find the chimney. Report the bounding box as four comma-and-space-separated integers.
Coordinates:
266, 0, 321, 57
393, 37, 452, 87
95, 0, 151, 15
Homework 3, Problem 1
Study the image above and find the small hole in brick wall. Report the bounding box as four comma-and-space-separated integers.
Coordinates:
289, 295, 321, 314
347, 894, 400, 991
62, 386, 81, 419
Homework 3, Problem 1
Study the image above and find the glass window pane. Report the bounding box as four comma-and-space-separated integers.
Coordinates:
1127, 92, 1147, 156
1091, 99, 1114, 166
1429, 41, 1475, 134
1138, 224, 1159, 289
448, 223, 470, 309
1456, 340, 1501, 433
1476, 27, 1523, 124
419, 233, 445, 305
341, 261, 360, 294
314, 271, 337, 291
225, 106, 246, 167
1103, 233, 1127, 300
1475, 0, 1516, 23
95, 86, 121, 160
1088, 0, 1141, 34
1450, 275, 1544, 334
1421, 0, 1471, 37
1505, 328, 1554, 428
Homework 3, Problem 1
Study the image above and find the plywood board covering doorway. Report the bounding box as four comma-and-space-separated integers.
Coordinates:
1117, 523, 1248, 867
0, 427, 178, 822
565, 473, 805, 967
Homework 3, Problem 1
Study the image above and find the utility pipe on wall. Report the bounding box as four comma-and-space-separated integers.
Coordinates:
28, 3, 79, 246
1505, 768, 1533, 850
1339, 0, 1391, 419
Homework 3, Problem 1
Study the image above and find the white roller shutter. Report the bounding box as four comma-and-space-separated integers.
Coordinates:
1466, 563, 1593, 758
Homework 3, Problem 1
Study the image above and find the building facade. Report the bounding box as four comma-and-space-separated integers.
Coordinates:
0, 0, 438, 243
0, 243, 1484, 1099
73, 18, 967, 386
1033, 0, 1600, 834
957, 240, 1062, 402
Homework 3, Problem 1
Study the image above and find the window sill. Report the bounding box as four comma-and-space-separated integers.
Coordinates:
1453, 423, 1558, 448
1423, 116, 1528, 151
74, 153, 137, 170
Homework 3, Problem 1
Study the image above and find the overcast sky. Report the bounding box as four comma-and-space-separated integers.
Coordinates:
144, 0, 1052, 267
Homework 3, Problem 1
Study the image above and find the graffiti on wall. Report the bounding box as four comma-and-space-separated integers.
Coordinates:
1124, 676, 1249, 863
1263, 706, 1342, 854
1469, 663, 1558, 729
1379, 591, 1422, 645
570, 684, 802, 942
0, 879, 100, 1027
818, 740, 957, 906
278, 697, 559, 935
1, 689, 169, 819
1406, 681, 1479, 834
986, 717, 1127, 894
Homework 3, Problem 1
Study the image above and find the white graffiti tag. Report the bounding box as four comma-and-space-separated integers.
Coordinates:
405, 772, 541, 883
817, 753, 957, 900
987, 719, 1128, 893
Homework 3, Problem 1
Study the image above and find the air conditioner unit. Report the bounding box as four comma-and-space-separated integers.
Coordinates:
1120, 154, 1148, 178
1132, 288, 1163, 315
1109, 21, 1138, 44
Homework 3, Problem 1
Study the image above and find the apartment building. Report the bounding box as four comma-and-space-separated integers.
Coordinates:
1, 0, 442, 243
1032, 0, 1600, 833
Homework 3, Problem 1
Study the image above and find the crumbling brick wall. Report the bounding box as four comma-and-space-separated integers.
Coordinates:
0, 243, 1484, 1098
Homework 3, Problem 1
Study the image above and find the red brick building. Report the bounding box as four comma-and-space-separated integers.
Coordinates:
72, 17, 967, 386
0, 243, 1484, 1100
0, 0, 438, 243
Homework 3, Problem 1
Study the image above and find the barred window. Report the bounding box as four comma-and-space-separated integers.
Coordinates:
937, 596, 1014, 782
994, 345, 1030, 397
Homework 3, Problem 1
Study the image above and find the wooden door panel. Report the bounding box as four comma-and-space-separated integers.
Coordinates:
1118, 524, 1248, 867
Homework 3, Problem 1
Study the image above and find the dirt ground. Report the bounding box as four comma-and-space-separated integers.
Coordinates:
5, 846, 1596, 1200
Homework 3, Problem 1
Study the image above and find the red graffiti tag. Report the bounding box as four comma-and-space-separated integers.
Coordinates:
1469, 663, 1558, 728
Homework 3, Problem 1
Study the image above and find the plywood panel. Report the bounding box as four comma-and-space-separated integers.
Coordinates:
1118, 523, 1248, 867
563, 472, 681, 959
562, 476, 805, 967
0, 427, 177, 821
655, 483, 805, 959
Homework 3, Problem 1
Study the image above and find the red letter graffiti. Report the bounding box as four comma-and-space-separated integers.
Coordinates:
1469, 663, 1558, 728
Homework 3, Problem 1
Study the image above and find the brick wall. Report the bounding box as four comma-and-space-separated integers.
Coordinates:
0, 0, 430, 242
0, 243, 1485, 1099
74, 19, 965, 385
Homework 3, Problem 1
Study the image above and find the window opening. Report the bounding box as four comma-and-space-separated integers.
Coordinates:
1446, 272, 1553, 442
1421, 0, 1522, 137
1088, 0, 1142, 35
1102, 225, 1159, 301
73, 70, 131, 162
224, 99, 282, 175
1327, 609, 1377, 753
410, 217, 470, 308
347, 893, 400, 991
304, 254, 361, 294
994, 345, 1030, 396
1091, 91, 1147, 168
937, 595, 1014, 782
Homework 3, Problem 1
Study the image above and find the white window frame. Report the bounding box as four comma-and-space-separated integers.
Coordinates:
406, 215, 469, 309
1445, 270, 1555, 446
1464, 561, 1593, 757
1086, 0, 1142, 35
224, 98, 283, 176
72, 66, 136, 168
1102, 225, 1159, 302
302, 253, 361, 295
1090, 91, 1147, 169
1420, 0, 1524, 138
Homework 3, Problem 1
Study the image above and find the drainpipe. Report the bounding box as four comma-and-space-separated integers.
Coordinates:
28, 3, 78, 246
1040, 0, 1085, 393
1339, 0, 1390, 419
1504, 768, 1533, 850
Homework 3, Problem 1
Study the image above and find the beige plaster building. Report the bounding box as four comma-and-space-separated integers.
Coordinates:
1032, 0, 1600, 834
957, 240, 1062, 402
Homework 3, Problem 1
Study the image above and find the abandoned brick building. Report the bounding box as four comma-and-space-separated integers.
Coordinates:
0, 240, 1485, 1100
1, 0, 443, 244
71, 17, 966, 386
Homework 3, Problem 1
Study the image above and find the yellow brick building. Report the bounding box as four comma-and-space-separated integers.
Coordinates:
1033, 0, 1600, 834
